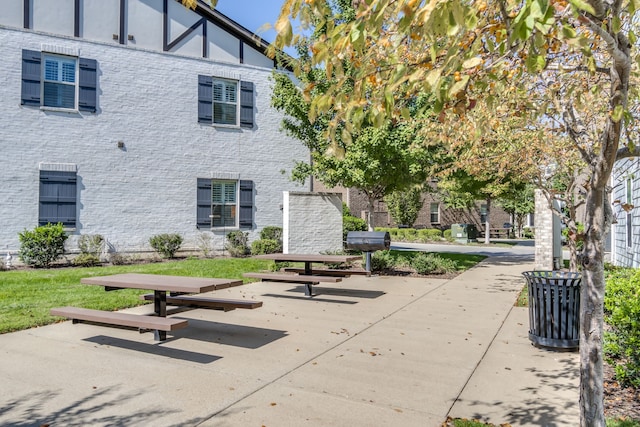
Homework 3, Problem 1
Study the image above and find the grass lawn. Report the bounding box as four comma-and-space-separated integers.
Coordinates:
0, 251, 484, 334
0, 257, 272, 334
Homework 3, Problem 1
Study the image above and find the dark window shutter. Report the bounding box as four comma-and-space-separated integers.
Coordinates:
78, 57, 97, 112
198, 75, 213, 124
240, 81, 254, 129
39, 171, 77, 227
239, 180, 254, 229
21, 49, 41, 107
197, 178, 212, 228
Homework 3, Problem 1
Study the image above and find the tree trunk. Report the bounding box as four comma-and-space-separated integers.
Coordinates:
579, 185, 606, 427
484, 197, 491, 245
367, 195, 375, 231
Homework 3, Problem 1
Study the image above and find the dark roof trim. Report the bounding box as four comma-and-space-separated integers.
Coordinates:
192, 0, 272, 55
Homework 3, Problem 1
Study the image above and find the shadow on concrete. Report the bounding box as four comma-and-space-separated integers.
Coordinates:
0, 386, 205, 427
458, 356, 579, 426
169, 318, 288, 349
83, 335, 222, 363
288, 286, 386, 299
261, 292, 358, 304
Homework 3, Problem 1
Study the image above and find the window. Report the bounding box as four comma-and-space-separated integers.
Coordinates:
39, 170, 77, 227
21, 49, 97, 112
430, 203, 440, 223
212, 181, 237, 227
43, 54, 77, 109
627, 177, 633, 248
197, 179, 254, 229
198, 75, 254, 128
213, 79, 237, 125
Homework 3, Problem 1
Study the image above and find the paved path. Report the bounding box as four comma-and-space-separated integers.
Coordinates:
0, 244, 579, 426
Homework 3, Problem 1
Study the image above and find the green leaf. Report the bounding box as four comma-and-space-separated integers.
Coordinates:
448, 75, 469, 97
611, 105, 624, 123
462, 57, 483, 69
567, 0, 596, 15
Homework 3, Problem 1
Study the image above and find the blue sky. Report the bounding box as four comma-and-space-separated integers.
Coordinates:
214, 0, 285, 44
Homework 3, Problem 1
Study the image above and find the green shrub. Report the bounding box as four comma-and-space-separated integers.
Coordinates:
225, 231, 249, 257
251, 239, 281, 255
443, 229, 453, 241
523, 228, 535, 239
417, 228, 442, 242
18, 223, 68, 268
260, 226, 283, 242
73, 253, 101, 267
78, 234, 104, 257
149, 233, 183, 258
410, 252, 457, 275
109, 252, 130, 265
371, 250, 396, 272
270, 261, 291, 272
604, 268, 640, 388
343, 215, 367, 242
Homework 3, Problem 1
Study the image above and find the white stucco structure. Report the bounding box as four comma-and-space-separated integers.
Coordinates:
0, 1, 309, 257
283, 192, 343, 254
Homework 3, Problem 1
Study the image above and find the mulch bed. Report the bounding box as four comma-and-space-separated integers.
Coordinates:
604, 363, 640, 421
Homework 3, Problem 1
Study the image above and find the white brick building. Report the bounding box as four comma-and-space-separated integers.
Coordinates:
0, 0, 309, 256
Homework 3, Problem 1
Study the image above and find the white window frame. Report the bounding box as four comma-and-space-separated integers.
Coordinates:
41, 53, 78, 111
212, 78, 239, 127
430, 202, 440, 224
211, 180, 239, 228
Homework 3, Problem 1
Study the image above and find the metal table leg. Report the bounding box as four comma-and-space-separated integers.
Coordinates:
153, 290, 167, 341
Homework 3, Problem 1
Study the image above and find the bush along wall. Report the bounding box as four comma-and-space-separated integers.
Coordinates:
375, 227, 444, 243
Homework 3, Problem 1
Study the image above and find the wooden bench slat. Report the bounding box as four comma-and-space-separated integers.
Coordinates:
141, 294, 263, 311
50, 306, 188, 331
243, 272, 342, 283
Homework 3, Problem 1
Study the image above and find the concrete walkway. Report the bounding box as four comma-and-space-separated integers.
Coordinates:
0, 252, 579, 426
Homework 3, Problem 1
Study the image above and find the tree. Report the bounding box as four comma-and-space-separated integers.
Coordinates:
270, 1, 437, 230
270, 1, 640, 425
384, 187, 424, 227
499, 184, 535, 238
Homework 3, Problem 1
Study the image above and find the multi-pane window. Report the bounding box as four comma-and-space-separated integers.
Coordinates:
211, 180, 237, 227
21, 49, 97, 112
197, 178, 253, 229
198, 75, 254, 128
430, 202, 440, 223
212, 79, 238, 125
43, 54, 77, 109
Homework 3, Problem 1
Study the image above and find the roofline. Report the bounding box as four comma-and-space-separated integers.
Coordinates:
193, 0, 273, 54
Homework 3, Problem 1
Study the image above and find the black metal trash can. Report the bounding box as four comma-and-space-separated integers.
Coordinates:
522, 271, 581, 350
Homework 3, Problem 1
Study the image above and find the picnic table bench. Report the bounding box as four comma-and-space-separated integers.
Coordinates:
50, 306, 189, 332
51, 273, 258, 341
246, 253, 361, 296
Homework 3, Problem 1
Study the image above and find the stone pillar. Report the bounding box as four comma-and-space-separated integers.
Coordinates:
534, 190, 563, 270
283, 192, 343, 254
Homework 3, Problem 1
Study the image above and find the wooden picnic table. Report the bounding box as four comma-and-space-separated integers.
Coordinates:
51, 273, 257, 341
247, 253, 362, 296
253, 253, 361, 275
